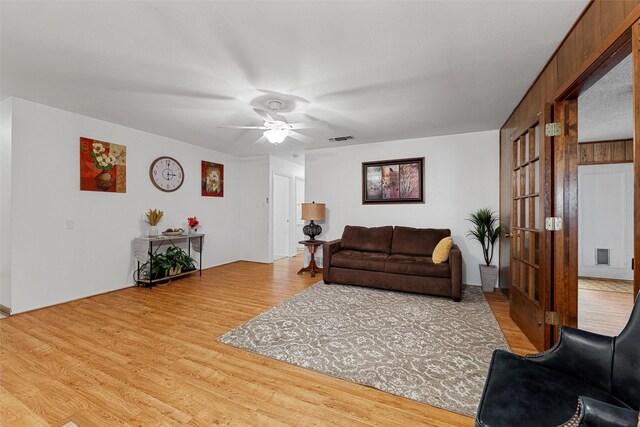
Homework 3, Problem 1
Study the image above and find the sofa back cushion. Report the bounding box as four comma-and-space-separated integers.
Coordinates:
341, 225, 394, 253
391, 226, 451, 257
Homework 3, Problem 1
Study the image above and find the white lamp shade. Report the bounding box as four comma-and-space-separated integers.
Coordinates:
264, 129, 289, 144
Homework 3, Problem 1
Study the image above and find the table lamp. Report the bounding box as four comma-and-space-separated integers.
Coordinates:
301, 201, 325, 241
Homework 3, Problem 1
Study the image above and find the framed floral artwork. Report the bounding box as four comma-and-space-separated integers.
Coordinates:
362, 157, 424, 204
201, 161, 224, 197
80, 137, 126, 192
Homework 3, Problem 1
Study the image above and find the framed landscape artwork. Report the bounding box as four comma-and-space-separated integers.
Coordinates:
79, 137, 126, 193
362, 157, 424, 204
201, 161, 224, 197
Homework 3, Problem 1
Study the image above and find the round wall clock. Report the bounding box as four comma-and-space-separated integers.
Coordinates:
149, 156, 184, 192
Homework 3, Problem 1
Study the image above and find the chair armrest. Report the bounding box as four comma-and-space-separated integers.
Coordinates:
526, 327, 614, 392
562, 396, 638, 427
322, 239, 342, 282
450, 244, 462, 301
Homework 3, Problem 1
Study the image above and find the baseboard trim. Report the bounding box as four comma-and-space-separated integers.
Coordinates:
0, 304, 11, 316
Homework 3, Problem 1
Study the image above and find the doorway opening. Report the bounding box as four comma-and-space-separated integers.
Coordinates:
574, 53, 635, 336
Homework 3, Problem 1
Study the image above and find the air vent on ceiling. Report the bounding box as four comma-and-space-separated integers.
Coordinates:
329, 135, 354, 142
595, 248, 610, 266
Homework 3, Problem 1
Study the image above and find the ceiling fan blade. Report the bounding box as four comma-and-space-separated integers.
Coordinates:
288, 131, 314, 144
253, 108, 277, 123
218, 125, 268, 130
288, 121, 328, 130
254, 135, 268, 145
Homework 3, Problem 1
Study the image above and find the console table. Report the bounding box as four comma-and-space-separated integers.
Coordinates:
133, 233, 204, 287
297, 240, 325, 278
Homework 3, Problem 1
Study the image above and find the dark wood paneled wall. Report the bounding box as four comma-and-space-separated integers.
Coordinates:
578, 139, 633, 164
502, 1, 640, 138
499, 1, 640, 291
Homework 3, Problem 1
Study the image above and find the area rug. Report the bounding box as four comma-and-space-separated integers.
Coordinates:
218, 283, 510, 417
578, 277, 633, 294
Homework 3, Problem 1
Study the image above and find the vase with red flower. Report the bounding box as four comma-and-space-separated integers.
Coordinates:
188, 216, 200, 235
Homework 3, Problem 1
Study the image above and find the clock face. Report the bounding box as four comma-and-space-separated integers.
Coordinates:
149, 156, 184, 192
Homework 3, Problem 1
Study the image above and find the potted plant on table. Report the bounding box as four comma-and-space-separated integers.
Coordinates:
467, 207, 503, 292
145, 209, 163, 238
187, 216, 200, 234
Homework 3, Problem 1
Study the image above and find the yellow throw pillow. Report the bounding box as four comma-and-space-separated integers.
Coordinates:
432, 237, 453, 264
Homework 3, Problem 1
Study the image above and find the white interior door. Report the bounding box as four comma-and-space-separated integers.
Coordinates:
295, 177, 305, 249
273, 173, 290, 260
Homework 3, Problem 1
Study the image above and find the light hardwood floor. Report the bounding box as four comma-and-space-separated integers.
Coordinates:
578, 288, 634, 336
2, 255, 536, 426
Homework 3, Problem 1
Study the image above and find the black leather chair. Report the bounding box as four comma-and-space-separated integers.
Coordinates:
476, 295, 640, 426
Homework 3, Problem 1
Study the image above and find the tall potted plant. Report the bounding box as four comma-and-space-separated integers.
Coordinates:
467, 208, 503, 292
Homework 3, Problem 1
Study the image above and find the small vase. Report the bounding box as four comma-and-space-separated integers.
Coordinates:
95, 170, 115, 191
189, 227, 198, 235
147, 225, 159, 238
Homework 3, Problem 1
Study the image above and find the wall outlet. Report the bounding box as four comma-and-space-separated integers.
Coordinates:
65, 220, 74, 230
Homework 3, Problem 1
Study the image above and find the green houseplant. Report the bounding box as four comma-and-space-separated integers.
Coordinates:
136, 247, 197, 284
467, 208, 503, 292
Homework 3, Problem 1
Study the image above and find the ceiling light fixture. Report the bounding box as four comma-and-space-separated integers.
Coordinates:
264, 128, 290, 144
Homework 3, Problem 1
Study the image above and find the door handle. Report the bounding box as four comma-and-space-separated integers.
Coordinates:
503, 232, 512, 238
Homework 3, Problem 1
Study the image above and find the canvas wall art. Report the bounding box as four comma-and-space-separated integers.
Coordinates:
80, 137, 126, 192
202, 161, 224, 197
362, 157, 424, 204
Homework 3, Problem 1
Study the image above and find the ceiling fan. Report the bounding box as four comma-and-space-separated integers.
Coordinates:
219, 100, 326, 144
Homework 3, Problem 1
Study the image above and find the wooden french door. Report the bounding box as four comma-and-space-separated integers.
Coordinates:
509, 106, 553, 351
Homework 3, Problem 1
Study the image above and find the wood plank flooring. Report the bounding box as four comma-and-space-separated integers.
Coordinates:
578, 288, 634, 336
1, 255, 536, 426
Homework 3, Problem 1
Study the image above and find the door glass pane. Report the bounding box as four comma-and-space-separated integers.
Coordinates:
534, 126, 540, 157
524, 198, 529, 228
534, 196, 540, 229
524, 230, 530, 260
533, 231, 540, 265
524, 133, 529, 162
534, 161, 540, 194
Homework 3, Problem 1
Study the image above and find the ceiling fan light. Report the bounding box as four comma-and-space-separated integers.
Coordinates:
264, 129, 289, 144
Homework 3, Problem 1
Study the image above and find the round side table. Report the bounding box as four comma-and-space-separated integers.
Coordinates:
297, 240, 326, 278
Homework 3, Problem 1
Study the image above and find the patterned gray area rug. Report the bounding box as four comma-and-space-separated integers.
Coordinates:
218, 283, 510, 417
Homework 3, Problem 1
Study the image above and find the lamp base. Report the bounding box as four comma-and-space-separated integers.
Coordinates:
303, 221, 322, 241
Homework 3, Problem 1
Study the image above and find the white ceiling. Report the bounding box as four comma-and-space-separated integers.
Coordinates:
578, 54, 633, 143
1, 0, 588, 163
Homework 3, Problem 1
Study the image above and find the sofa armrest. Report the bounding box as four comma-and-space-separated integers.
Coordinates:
450, 244, 462, 301
526, 327, 614, 392
322, 239, 342, 283
562, 396, 638, 427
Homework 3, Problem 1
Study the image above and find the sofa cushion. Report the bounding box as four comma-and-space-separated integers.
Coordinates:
341, 225, 394, 254
391, 226, 451, 257
432, 237, 453, 264
331, 250, 388, 272
384, 254, 450, 278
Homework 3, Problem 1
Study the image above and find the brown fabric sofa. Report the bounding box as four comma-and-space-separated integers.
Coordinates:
323, 225, 462, 301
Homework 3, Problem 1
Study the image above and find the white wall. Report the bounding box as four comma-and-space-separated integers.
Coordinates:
578, 163, 634, 280
0, 98, 13, 310
8, 98, 243, 314
269, 156, 304, 260
305, 130, 500, 286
